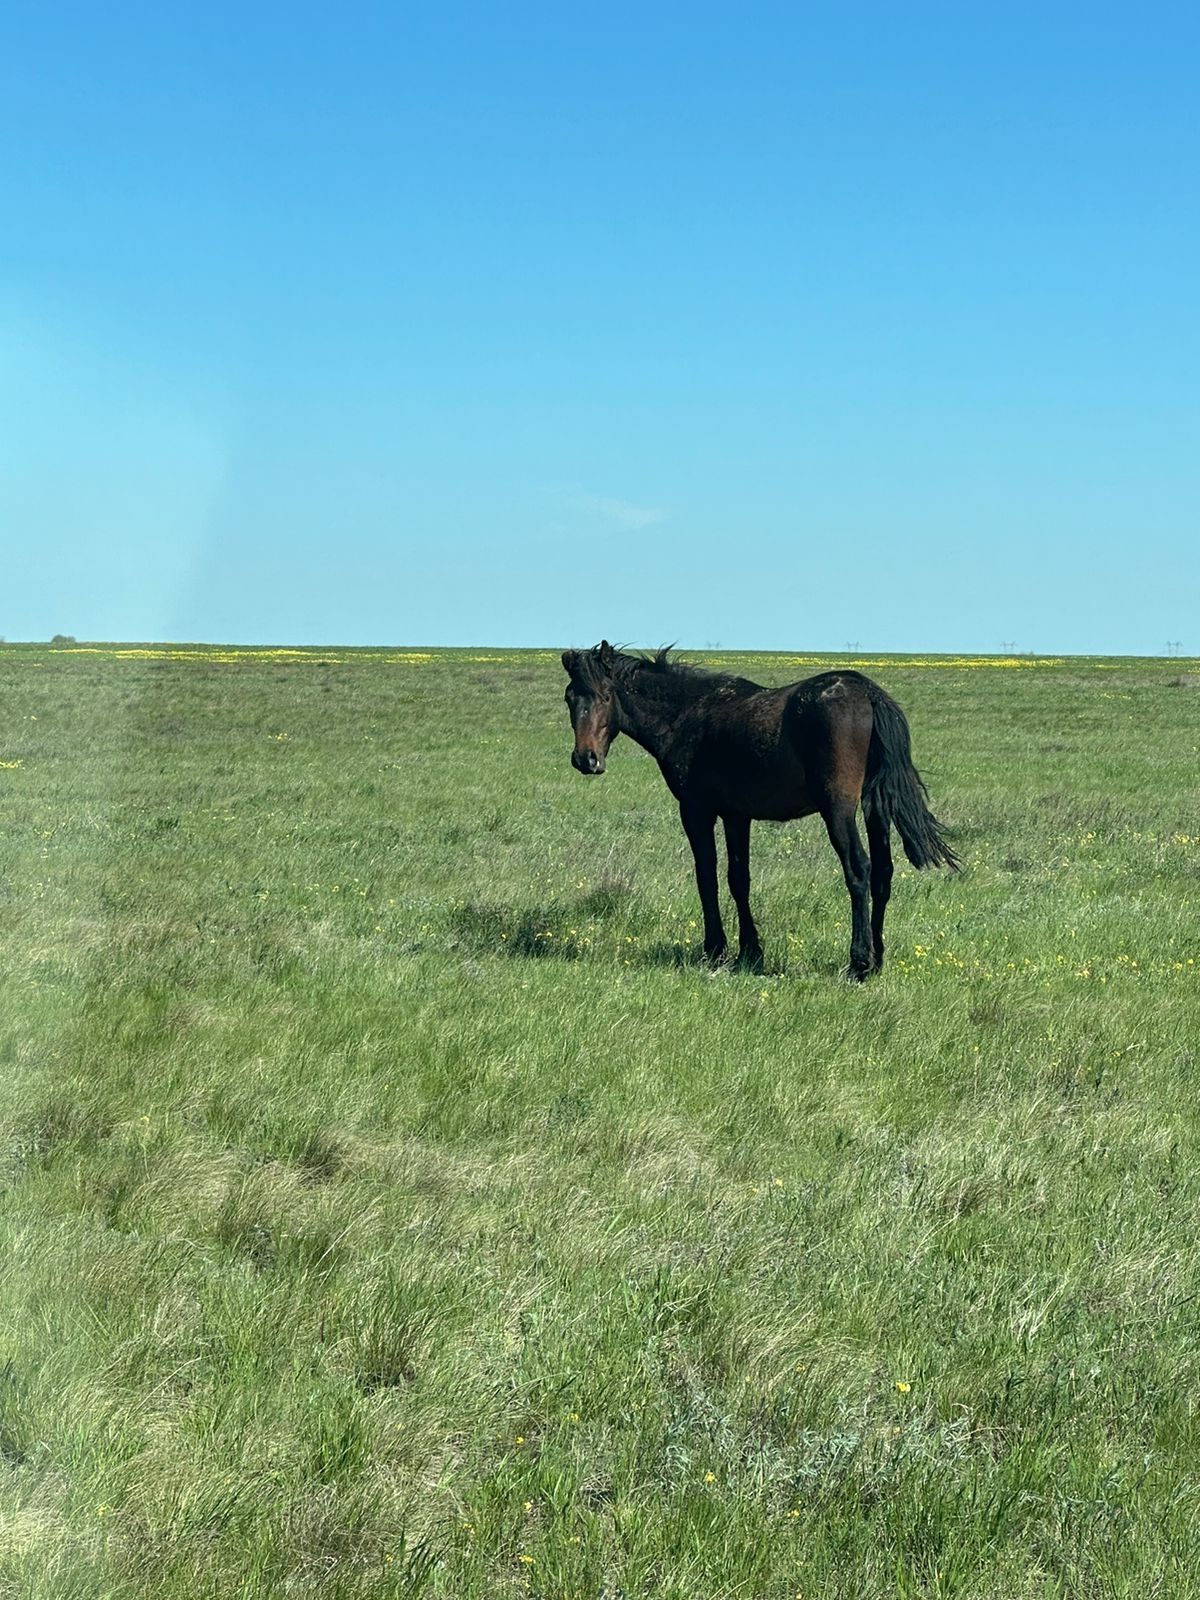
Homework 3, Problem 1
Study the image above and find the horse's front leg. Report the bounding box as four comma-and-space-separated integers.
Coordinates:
722, 813, 763, 971
680, 803, 726, 963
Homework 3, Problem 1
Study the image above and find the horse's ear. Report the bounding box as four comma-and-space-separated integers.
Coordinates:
598, 639, 615, 669
561, 649, 577, 674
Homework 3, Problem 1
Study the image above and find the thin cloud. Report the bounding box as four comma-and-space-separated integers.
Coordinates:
571, 494, 669, 530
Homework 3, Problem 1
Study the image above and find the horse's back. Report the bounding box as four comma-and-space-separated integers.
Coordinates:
682, 681, 813, 819
671, 670, 875, 820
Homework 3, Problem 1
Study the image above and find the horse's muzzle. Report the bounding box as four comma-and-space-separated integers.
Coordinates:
572, 749, 605, 775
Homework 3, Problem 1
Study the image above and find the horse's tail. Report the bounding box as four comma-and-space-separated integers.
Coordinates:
862, 681, 960, 871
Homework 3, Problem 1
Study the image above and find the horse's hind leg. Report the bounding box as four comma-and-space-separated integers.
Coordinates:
822, 799, 874, 981
864, 806, 893, 973
722, 814, 763, 971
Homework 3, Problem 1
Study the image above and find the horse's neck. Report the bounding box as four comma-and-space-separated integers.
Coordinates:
616, 672, 706, 761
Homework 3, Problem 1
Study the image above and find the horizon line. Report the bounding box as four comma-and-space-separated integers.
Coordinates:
1, 638, 1193, 662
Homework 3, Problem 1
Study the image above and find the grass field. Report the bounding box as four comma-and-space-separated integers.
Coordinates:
1, 642, 1198, 1599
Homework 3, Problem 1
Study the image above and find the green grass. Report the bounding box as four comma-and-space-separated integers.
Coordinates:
1, 642, 1198, 1598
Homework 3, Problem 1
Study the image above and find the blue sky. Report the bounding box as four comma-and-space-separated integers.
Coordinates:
2, 2, 1197, 652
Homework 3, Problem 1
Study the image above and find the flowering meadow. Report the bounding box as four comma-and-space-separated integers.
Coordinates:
1, 643, 1197, 1598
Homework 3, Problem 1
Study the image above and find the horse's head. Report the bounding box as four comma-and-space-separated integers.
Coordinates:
562, 640, 620, 776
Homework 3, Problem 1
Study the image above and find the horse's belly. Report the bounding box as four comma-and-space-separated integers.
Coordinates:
751, 794, 816, 822
713, 760, 813, 821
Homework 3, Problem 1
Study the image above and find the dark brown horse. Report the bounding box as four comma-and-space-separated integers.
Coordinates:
562, 642, 958, 979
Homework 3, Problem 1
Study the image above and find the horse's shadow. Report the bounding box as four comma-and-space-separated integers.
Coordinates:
449, 899, 780, 974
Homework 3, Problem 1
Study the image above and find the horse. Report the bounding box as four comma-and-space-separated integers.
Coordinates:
561, 642, 958, 980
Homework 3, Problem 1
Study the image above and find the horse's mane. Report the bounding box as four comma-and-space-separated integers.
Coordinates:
575, 645, 734, 693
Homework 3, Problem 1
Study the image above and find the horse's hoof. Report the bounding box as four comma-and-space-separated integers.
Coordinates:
845, 964, 873, 983
736, 948, 765, 974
